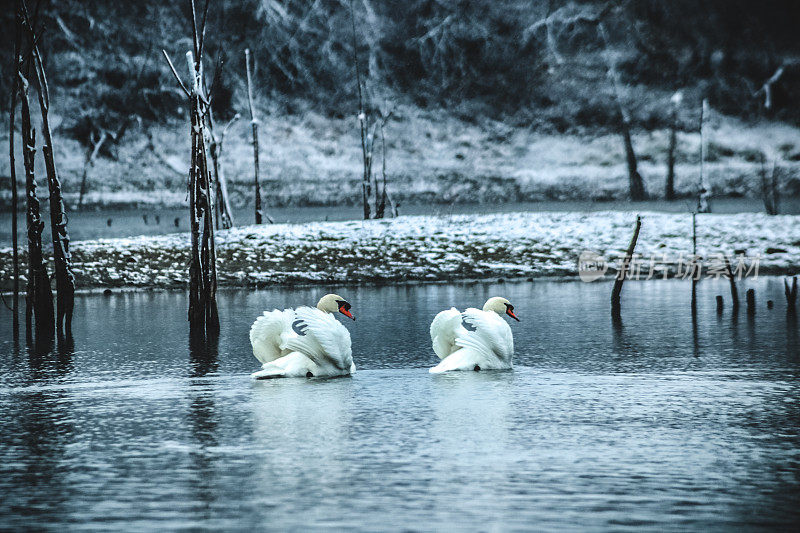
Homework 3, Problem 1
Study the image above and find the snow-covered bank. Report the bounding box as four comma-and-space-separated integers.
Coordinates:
3, 108, 800, 211
1, 211, 799, 290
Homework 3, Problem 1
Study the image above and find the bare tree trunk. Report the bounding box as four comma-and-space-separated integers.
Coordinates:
697, 99, 711, 213
162, 0, 219, 341
759, 154, 779, 215
189, 51, 219, 338
349, 0, 371, 219
245, 48, 263, 225
665, 93, 681, 201
31, 39, 76, 336
20, 73, 54, 343
785, 277, 797, 313
78, 130, 108, 209
691, 212, 697, 314
376, 120, 387, 218
611, 214, 641, 319
207, 111, 237, 229
723, 254, 739, 312
599, 23, 646, 201
9, 4, 22, 341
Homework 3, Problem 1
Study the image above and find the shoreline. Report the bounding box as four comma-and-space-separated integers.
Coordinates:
1, 210, 799, 292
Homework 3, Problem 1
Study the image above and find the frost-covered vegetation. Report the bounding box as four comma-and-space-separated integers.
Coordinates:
2, 211, 799, 290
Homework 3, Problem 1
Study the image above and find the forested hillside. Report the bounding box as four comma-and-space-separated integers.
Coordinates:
2, 0, 800, 208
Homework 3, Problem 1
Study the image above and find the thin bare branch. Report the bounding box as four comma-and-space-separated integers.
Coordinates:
162, 49, 191, 97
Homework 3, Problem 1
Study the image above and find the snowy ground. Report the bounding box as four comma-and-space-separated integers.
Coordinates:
2, 106, 800, 210
1, 211, 799, 290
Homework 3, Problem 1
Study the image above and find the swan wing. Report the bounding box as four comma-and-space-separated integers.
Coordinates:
284, 307, 353, 371
430, 307, 465, 360
456, 308, 514, 363
249, 309, 295, 364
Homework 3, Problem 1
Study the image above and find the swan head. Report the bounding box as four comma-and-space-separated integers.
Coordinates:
316, 293, 355, 320
483, 296, 519, 321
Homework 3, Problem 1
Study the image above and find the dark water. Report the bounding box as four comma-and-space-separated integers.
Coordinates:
1, 278, 799, 530
3, 197, 799, 246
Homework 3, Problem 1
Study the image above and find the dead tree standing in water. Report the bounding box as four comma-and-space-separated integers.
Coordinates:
244, 49, 263, 225
27, 13, 76, 335
19, 63, 54, 343
611, 215, 642, 319
8, 2, 23, 340
162, 0, 219, 339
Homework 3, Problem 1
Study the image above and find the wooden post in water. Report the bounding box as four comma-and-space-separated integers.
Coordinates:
611, 215, 642, 320
785, 277, 797, 313
716, 295, 724, 314
691, 213, 697, 314
723, 255, 739, 313
746, 289, 756, 315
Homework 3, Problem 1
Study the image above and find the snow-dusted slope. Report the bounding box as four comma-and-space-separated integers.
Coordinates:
2, 211, 798, 289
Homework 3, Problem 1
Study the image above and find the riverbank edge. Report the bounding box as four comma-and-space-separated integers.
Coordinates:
2, 210, 799, 292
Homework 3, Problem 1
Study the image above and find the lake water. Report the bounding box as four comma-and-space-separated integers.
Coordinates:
2, 197, 800, 246
1, 278, 799, 530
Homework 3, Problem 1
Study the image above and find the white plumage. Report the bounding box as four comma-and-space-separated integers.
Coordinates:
249, 294, 355, 379
429, 297, 517, 373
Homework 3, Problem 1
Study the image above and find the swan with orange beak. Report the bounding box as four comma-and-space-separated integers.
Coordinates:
249, 294, 356, 379
429, 297, 518, 373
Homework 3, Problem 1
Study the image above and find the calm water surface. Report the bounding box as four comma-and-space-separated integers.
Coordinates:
1, 278, 799, 530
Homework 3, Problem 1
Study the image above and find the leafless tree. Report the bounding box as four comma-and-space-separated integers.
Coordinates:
162, 0, 219, 340
759, 154, 779, 215
77, 118, 134, 209
26, 4, 76, 336
611, 214, 641, 320
697, 99, 711, 213
207, 108, 238, 229
753, 65, 785, 111
665, 91, 682, 201
350, 0, 396, 219
8, 0, 23, 340
245, 48, 264, 225
17, 3, 54, 344
598, 22, 646, 201
526, 3, 645, 201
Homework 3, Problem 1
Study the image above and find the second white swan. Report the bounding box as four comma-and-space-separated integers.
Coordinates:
249, 294, 356, 379
429, 296, 518, 373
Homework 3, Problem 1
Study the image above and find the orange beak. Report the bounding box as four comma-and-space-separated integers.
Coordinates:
339, 306, 355, 320
506, 309, 520, 321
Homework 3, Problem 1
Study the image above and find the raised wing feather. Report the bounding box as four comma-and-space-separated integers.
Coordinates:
284, 307, 353, 371
249, 309, 295, 364
430, 307, 465, 359
456, 308, 514, 362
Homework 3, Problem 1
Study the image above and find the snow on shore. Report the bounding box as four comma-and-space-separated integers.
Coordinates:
1, 211, 799, 290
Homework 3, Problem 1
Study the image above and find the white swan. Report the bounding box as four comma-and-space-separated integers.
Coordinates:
249, 294, 356, 379
429, 296, 518, 373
